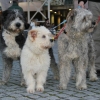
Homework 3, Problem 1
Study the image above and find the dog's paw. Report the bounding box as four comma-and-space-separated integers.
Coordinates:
58, 84, 67, 90
20, 81, 26, 86
54, 75, 59, 80
27, 87, 35, 94
89, 74, 98, 82
36, 85, 44, 92
71, 76, 76, 80
76, 84, 87, 90
0, 81, 6, 85
89, 76, 98, 82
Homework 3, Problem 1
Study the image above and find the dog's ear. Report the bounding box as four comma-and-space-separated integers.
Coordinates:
67, 9, 77, 21
2, 10, 10, 24
29, 30, 37, 41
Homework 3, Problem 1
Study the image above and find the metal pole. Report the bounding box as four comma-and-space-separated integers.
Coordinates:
27, 0, 30, 23
48, 0, 51, 22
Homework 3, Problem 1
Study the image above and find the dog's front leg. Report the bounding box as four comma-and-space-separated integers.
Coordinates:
36, 70, 48, 92
59, 58, 71, 90
75, 58, 87, 90
24, 72, 35, 94
0, 57, 13, 85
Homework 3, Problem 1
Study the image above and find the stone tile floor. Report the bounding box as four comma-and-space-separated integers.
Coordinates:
0, 40, 100, 100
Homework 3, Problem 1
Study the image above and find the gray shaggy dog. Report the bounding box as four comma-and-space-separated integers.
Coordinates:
0, 9, 27, 85
58, 8, 98, 90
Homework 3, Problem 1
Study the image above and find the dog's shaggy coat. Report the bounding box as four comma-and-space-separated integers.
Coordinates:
0, 9, 27, 85
21, 26, 54, 93
58, 8, 98, 90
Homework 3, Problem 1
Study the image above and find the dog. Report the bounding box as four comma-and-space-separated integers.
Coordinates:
21, 26, 54, 93
58, 8, 98, 90
0, 9, 28, 85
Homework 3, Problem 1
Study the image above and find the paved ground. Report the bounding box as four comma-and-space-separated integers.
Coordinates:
0, 40, 100, 100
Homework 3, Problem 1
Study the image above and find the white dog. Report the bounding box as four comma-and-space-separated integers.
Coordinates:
21, 26, 54, 93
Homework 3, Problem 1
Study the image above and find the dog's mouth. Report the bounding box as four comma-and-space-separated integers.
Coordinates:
8, 28, 23, 33
88, 27, 95, 33
88, 22, 96, 33
42, 46, 51, 49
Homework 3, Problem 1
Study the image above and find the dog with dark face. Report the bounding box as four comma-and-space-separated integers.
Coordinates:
0, 9, 28, 85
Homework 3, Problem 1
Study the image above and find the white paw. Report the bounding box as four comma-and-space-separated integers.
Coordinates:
76, 84, 87, 90
36, 85, 44, 92
54, 75, 59, 80
27, 86, 35, 94
58, 84, 67, 90
89, 76, 98, 82
20, 81, 26, 86
0, 81, 6, 85
71, 76, 76, 80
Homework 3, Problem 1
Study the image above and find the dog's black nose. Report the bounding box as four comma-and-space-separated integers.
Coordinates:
16, 23, 21, 28
50, 39, 54, 42
92, 21, 96, 25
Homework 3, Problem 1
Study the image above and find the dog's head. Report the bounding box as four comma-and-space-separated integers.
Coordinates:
2, 9, 27, 33
28, 26, 54, 50
67, 8, 96, 33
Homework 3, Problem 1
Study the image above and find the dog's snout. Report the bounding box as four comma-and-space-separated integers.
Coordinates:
92, 21, 96, 25
16, 23, 21, 28
50, 39, 54, 42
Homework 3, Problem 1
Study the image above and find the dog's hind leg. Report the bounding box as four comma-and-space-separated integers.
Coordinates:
0, 56, 13, 85
49, 48, 59, 80
88, 39, 98, 81
88, 59, 98, 81
59, 58, 71, 90
20, 66, 25, 86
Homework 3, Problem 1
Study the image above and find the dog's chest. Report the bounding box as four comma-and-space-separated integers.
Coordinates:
2, 31, 21, 59
32, 53, 50, 72
66, 39, 88, 59
66, 42, 78, 58
21, 47, 50, 74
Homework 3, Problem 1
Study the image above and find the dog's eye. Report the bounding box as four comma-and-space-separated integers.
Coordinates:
42, 35, 46, 38
11, 16, 15, 20
19, 16, 22, 20
83, 16, 86, 22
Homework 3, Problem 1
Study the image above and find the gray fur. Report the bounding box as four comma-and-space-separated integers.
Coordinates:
58, 8, 98, 90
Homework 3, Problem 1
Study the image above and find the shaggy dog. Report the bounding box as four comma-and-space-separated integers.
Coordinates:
0, 9, 28, 85
58, 8, 98, 90
21, 26, 54, 93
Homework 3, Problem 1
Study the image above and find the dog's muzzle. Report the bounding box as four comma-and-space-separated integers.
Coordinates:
92, 21, 96, 26
50, 39, 54, 42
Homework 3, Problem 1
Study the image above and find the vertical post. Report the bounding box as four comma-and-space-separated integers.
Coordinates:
27, 0, 30, 23
48, 0, 51, 22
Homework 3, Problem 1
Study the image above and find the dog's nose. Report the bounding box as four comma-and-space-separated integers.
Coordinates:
50, 39, 54, 42
92, 21, 96, 25
16, 23, 21, 28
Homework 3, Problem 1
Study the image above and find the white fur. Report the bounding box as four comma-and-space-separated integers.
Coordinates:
2, 30, 21, 59
21, 26, 53, 93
